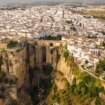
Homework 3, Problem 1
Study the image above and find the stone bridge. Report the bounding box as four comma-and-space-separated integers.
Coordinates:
28, 40, 66, 68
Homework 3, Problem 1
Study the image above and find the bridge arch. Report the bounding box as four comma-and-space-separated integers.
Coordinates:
41, 46, 46, 63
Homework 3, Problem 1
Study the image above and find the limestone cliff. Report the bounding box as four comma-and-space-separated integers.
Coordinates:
0, 41, 105, 105
0, 40, 65, 105
46, 49, 105, 105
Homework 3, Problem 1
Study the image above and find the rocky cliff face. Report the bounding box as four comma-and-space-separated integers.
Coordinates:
0, 41, 61, 105
56, 55, 74, 86
46, 48, 105, 105
0, 44, 34, 105
0, 41, 105, 105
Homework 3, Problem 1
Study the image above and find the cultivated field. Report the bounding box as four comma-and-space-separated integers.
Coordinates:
78, 9, 105, 22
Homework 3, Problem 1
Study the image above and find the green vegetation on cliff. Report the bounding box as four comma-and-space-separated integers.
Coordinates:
64, 50, 80, 76
7, 40, 18, 48
102, 42, 105, 48
70, 72, 102, 105
64, 50, 74, 62
7, 40, 22, 49
95, 58, 105, 77
46, 70, 104, 105
46, 48, 105, 105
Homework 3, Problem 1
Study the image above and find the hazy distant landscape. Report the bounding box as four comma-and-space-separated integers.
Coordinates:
0, 0, 105, 5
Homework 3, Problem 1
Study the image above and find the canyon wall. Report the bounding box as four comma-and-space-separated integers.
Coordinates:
0, 40, 105, 105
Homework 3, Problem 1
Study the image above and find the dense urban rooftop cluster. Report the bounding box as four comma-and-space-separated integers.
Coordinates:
0, 4, 105, 41
62, 35, 105, 69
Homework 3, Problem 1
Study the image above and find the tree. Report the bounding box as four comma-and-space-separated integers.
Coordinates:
96, 58, 105, 76
95, 97, 101, 105
7, 40, 18, 48
102, 42, 105, 48
75, 73, 100, 98
70, 77, 77, 93
85, 60, 88, 64
64, 50, 74, 63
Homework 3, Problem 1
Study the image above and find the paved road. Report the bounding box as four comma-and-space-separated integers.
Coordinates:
79, 65, 105, 83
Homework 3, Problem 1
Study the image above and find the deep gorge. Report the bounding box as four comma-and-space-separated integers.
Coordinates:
0, 40, 105, 105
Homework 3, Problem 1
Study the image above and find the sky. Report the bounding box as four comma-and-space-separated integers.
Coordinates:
0, 0, 104, 5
